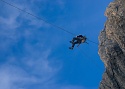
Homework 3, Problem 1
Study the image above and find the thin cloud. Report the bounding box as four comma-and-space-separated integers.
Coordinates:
0, 0, 92, 89
0, 49, 62, 89
0, 0, 50, 30
0, 0, 62, 87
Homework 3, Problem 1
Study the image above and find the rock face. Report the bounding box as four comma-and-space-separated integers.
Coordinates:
98, 0, 125, 89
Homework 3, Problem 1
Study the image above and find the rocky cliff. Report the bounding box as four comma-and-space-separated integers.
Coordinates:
98, 0, 125, 89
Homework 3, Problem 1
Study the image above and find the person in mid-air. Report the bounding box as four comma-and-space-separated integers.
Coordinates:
69, 35, 87, 49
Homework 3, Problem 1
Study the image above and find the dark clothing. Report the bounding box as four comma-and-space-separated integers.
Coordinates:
72, 37, 82, 47
69, 35, 87, 49
76, 35, 83, 38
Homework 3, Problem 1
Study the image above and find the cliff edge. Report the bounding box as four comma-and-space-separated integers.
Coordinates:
99, 0, 125, 89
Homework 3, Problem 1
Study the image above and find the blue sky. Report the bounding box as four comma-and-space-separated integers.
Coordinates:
0, 0, 111, 89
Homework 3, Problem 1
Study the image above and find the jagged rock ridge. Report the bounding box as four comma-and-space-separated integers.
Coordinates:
99, 0, 125, 89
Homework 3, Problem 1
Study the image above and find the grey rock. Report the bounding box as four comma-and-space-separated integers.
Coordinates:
99, 0, 125, 89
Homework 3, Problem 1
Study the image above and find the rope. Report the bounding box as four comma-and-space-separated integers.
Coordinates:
1, 0, 102, 70
0, 0, 76, 36
0, 0, 99, 45
87, 39, 98, 45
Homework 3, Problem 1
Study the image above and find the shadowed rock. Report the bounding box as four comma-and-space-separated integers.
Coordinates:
99, 0, 125, 89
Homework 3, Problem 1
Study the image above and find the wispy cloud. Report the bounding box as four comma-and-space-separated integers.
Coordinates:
0, 0, 50, 30
0, 64, 34, 89
0, 0, 91, 89
0, 48, 62, 89
0, 0, 51, 51
0, 1, 62, 89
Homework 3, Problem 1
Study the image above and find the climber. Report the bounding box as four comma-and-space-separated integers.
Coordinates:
69, 35, 87, 49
